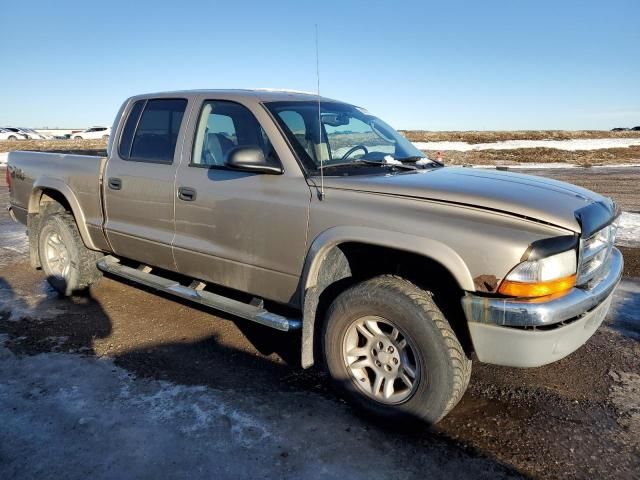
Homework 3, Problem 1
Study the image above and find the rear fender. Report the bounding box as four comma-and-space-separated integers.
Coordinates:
29, 177, 97, 250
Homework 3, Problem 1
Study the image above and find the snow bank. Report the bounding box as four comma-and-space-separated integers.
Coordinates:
470, 162, 640, 170
413, 138, 640, 152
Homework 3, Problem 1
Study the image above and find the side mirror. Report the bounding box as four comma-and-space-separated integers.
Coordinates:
226, 146, 282, 175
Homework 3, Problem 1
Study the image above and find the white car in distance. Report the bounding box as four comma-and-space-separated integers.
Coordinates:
3, 127, 52, 140
0, 128, 27, 140
19, 128, 54, 140
72, 126, 111, 140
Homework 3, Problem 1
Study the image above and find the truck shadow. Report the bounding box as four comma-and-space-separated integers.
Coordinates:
0, 276, 112, 356
0, 273, 529, 479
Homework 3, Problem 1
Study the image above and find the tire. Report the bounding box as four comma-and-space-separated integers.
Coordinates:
74, 136, 83, 140
8, 135, 16, 140
323, 275, 471, 425
37, 212, 103, 296
102, 135, 109, 140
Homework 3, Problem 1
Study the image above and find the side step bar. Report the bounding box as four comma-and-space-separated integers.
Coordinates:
97, 256, 301, 332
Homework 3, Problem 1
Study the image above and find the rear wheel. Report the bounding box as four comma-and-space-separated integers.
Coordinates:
8, 135, 16, 140
102, 135, 109, 140
323, 275, 471, 424
74, 136, 83, 140
38, 212, 102, 296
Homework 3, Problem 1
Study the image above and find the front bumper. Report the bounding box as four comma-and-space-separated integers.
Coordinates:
461, 248, 623, 367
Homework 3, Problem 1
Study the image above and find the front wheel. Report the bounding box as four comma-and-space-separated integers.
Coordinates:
38, 212, 103, 296
323, 275, 471, 424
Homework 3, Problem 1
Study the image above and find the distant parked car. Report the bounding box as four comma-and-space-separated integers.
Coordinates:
72, 126, 111, 140
21, 128, 54, 140
2, 127, 52, 140
0, 128, 27, 140
611, 127, 629, 131
631, 126, 640, 131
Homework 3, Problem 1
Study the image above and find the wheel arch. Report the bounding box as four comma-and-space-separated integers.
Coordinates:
300, 226, 475, 368
28, 179, 97, 251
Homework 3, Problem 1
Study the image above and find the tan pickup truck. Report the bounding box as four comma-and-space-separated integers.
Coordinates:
6, 89, 623, 424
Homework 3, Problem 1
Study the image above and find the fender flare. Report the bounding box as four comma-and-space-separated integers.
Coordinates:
29, 177, 98, 250
299, 226, 475, 368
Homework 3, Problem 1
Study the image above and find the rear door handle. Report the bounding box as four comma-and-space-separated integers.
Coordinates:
108, 177, 122, 190
178, 186, 197, 201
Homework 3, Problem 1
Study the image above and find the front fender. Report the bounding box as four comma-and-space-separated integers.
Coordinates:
301, 225, 475, 297
299, 225, 475, 368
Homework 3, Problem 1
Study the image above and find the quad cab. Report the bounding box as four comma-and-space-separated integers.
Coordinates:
6, 90, 623, 423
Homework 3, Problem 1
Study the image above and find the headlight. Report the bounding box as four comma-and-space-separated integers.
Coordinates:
498, 249, 577, 298
578, 220, 618, 284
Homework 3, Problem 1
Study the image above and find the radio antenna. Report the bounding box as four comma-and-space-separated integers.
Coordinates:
315, 23, 325, 200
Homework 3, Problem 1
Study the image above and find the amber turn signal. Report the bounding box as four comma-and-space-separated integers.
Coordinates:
498, 274, 577, 298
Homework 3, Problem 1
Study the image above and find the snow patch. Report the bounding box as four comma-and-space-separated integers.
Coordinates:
0, 280, 62, 322
412, 138, 640, 152
123, 381, 271, 443
469, 162, 640, 170
0, 221, 28, 268
617, 212, 640, 248
0, 338, 274, 452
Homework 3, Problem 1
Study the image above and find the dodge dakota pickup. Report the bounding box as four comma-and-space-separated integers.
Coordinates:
6, 89, 623, 424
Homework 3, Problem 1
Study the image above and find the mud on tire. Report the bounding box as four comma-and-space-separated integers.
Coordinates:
37, 212, 103, 296
322, 274, 471, 424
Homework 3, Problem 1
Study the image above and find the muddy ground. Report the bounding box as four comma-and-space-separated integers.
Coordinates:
0, 167, 638, 479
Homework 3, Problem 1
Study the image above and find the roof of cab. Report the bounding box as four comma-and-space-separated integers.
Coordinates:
129, 88, 342, 104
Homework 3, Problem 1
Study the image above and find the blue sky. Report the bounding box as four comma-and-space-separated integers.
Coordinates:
1, 0, 638, 130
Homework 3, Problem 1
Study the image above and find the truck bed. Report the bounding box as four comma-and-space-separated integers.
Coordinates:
8, 151, 108, 251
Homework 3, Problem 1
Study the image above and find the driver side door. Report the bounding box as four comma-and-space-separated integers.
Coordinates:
172, 98, 311, 305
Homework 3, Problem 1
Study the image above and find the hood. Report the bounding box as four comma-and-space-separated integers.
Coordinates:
322, 167, 614, 233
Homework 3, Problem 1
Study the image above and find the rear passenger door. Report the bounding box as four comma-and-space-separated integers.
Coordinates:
103, 97, 189, 271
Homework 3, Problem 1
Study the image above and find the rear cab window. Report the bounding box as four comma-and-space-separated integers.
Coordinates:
118, 98, 188, 164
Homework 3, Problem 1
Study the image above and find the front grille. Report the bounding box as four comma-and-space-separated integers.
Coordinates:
577, 218, 618, 285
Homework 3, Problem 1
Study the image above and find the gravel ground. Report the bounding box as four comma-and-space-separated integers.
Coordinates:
0, 167, 638, 479
519, 166, 640, 212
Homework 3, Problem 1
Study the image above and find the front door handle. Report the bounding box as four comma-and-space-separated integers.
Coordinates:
108, 177, 122, 190
178, 186, 197, 201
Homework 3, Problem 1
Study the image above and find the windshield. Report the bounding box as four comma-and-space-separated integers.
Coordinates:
266, 101, 425, 174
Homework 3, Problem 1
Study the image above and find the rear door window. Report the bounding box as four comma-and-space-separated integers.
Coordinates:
119, 98, 188, 163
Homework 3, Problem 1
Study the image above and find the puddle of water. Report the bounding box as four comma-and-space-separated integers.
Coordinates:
608, 278, 640, 340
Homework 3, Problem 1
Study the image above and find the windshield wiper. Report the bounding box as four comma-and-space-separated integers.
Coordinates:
320, 158, 416, 171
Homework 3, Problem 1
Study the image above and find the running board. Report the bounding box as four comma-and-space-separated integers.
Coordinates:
97, 256, 301, 332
